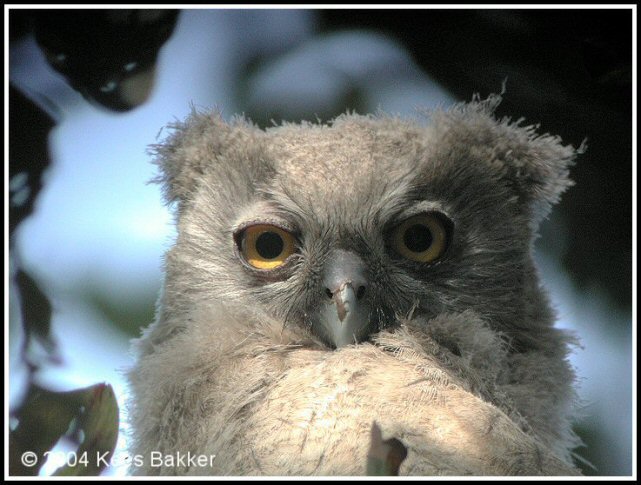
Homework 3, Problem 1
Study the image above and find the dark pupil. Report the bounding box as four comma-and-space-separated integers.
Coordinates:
403, 224, 433, 253
255, 232, 284, 259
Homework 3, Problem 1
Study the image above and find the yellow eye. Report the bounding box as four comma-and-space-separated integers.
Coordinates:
240, 224, 296, 270
391, 213, 449, 263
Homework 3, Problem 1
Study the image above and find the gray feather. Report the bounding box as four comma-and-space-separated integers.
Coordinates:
128, 95, 582, 475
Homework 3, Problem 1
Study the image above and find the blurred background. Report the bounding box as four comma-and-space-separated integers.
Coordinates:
7, 7, 634, 477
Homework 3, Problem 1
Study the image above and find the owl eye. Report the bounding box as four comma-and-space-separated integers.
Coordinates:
239, 224, 296, 270
391, 213, 449, 263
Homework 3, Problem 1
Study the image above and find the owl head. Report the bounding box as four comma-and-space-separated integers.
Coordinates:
149, 95, 579, 351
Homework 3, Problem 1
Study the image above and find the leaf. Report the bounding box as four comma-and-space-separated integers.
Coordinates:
9, 86, 54, 235
9, 386, 79, 476
9, 383, 119, 477
54, 384, 120, 476
15, 269, 56, 357
366, 421, 408, 476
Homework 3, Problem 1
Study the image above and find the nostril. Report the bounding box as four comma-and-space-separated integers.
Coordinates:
325, 288, 333, 299
356, 285, 366, 300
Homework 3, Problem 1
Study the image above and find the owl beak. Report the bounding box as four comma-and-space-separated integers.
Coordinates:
316, 250, 371, 348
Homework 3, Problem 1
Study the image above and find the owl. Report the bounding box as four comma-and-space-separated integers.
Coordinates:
127, 95, 583, 476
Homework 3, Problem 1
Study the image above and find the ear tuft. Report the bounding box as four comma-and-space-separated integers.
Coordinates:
434, 94, 583, 226
148, 107, 256, 212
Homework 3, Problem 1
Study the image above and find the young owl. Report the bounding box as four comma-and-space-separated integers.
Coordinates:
127, 95, 583, 476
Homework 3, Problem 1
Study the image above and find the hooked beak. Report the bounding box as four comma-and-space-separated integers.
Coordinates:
314, 250, 372, 348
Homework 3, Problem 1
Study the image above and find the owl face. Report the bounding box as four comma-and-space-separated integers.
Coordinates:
156, 97, 577, 350
230, 197, 455, 348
